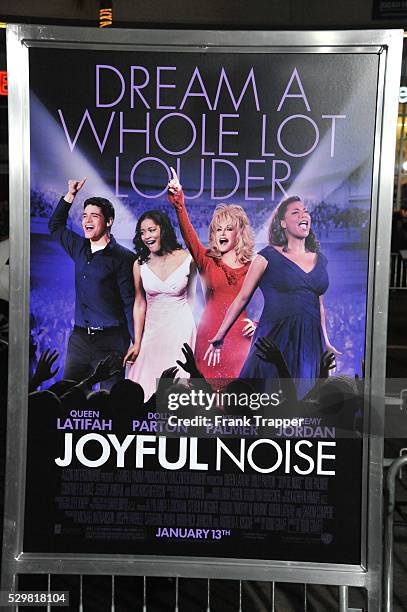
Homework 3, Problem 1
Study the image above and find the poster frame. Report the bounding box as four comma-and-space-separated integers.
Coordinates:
2, 24, 403, 609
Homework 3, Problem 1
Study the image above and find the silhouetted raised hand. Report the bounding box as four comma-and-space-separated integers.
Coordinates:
75, 354, 122, 393
255, 337, 283, 364
254, 336, 297, 405
176, 343, 201, 378
157, 365, 179, 395
29, 348, 60, 391
88, 354, 121, 385
320, 350, 336, 379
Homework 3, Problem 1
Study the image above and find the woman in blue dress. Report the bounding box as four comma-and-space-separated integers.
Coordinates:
205, 196, 340, 398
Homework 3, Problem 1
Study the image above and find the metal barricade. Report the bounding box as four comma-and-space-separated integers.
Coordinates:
12, 574, 366, 611
390, 253, 407, 290
383, 454, 407, 612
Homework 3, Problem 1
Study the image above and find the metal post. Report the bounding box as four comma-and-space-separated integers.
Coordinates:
143, 576, 147, 612
111, 575, 115, 612
46, 574, 51, 612
392, 253, 398, 287
399, 447, 407, 480
79, 575, 83, 612
174, 576, 179, 612
384, 455, 407, 612
339, 585, 348, 612
11, 575, 17, 612
270, 582, 275, 612
396, 103, 406, 210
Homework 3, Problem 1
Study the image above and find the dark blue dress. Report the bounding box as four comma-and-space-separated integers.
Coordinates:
240, 246, 329, 398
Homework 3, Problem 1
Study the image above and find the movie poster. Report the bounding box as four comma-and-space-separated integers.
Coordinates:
24, 46, 377, 564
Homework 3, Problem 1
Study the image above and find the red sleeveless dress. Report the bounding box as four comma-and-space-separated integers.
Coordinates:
174, 197, 252, 382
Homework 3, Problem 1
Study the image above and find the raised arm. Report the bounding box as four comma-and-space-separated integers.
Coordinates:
123, 262, 147, 365
167, 168, 208, 271
48, 178, 86, 258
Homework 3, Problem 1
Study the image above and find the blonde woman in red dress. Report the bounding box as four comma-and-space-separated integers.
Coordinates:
167, 168, 256, 382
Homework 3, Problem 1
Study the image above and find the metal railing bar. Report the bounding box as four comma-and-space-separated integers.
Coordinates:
174, 576, 179, 612
393, 253, 397, 287
270, 581, 275, 612
339, 585, 348, 612
4, 573, 368, 611
143, 576, 147, 612
389, 253, 407, 290
111, 574, 115, 612
79, 574, 83, 612
384, 455, 407, 612
46, 573, 51, 612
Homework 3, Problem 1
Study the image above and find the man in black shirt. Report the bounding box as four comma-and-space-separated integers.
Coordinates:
48, 179, 136, 387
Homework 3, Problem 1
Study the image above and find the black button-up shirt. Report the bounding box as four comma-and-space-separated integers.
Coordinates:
49, 198, 136, 339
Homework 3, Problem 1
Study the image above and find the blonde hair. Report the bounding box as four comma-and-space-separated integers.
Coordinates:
207, 204, 254, 263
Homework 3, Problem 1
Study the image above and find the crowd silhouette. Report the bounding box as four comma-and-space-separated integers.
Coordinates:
29, 336, 362, 439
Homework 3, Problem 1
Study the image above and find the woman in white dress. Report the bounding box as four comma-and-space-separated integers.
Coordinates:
124, 210, 197, 400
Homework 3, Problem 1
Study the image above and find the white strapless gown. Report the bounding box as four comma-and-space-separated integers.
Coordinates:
128, 254, 196, 400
